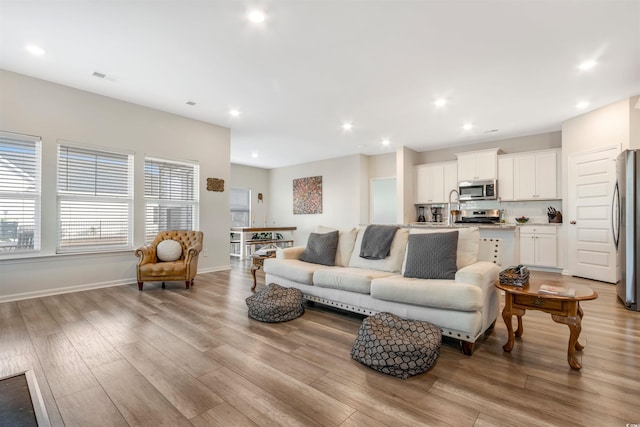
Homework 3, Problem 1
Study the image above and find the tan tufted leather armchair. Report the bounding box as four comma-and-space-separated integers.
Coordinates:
135, 230, 204, 291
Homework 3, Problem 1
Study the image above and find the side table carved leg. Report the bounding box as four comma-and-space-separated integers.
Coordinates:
515, 315, 524, 337
502, 295, 515, 352
575, 304, 585, 351
251, 266, 258, 291
552, 309, 583, 370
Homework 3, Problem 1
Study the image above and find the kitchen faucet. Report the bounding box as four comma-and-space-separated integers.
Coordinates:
448, 189, 460, 224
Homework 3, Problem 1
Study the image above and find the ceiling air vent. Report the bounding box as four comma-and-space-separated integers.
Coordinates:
92, 71, 106, 79
483, 129, 499, 133
186, 101, 197, 106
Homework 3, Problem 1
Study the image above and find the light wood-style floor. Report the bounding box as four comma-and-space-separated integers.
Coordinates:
1, 261, 639, 426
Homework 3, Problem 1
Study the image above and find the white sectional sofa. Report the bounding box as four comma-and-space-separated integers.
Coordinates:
264, 226, 501, 354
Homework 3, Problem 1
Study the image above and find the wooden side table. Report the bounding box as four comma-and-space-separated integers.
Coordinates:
496, 279, 597, 370
251, 252, 276, 291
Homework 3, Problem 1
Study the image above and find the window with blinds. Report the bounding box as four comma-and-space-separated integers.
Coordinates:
144, 157, 199, 242
0, 131, 41, 255
57, 143, 133, 252
230, 188, 250, 227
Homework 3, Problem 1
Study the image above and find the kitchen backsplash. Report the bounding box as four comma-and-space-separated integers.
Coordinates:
426, 199, 563, 224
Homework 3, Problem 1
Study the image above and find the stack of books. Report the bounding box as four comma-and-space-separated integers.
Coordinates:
538, 284, 576, 297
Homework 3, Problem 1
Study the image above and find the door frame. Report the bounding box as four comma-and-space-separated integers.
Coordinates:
566, 144, 620, 279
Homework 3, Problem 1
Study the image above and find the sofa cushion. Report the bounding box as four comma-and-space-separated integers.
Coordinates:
313, 267, 395, 294
407, 227, 479, 269
300, 231, 339, 266
316, 226, 358, 267
371, 275, 483, 311
348, 228, 409, 273
263, 258, 328, 285
403, 231, 458, 280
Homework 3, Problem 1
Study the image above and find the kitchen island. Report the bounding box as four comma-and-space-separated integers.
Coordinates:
410, 222, 518, 267
408, 222, 562, 271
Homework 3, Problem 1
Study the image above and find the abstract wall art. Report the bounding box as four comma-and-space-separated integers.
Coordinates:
293, 176, 323, 214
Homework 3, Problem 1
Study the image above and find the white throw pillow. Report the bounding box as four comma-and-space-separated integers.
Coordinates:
348, 227, 409, 273
156, 239, 183, 262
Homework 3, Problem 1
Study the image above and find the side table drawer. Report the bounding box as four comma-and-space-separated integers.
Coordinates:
513, 294, 564, 311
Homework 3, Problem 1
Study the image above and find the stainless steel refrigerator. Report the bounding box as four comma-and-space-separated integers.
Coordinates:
613, 149, 640, 311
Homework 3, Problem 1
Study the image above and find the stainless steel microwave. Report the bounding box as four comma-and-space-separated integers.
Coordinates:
458, 179, 498, 201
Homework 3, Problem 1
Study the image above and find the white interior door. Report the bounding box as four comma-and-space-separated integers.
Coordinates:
567, 146, 619, 283
370, 177, 397, 224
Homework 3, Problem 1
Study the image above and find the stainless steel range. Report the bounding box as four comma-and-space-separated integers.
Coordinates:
456, 209, 501, 224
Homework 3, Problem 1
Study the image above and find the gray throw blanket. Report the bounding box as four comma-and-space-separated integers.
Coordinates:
359, 225, 399, 260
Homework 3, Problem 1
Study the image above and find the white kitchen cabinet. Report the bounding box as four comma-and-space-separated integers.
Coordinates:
513, 149, 559, 200
498, 155, 514, 201
414, 161, 457, 204
519, 225, 557, 268
456, 149, 498, 181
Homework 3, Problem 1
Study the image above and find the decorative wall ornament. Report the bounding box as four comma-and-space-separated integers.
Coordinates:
293, 176, 322, 214
207, 178, 224, 192
257, 193, 263, 203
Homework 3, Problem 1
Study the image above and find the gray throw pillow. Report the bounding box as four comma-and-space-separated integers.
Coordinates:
300, 231, 339, 266
403, 231, 458, 280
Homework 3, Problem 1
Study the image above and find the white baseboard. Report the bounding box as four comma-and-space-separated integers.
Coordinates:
0, 278, 134, 304
0, 265, 233, 303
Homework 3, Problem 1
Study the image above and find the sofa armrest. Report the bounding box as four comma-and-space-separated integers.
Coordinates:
455, 261, 499, 289
277, 246, 305, 259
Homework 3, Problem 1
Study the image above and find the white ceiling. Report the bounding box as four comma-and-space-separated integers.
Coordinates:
1, 1, 639, 169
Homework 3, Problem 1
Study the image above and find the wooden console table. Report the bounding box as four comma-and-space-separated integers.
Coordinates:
496, 278, 597, 370
230, 227, 296, 260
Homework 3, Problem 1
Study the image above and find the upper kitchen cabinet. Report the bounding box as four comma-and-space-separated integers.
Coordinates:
456, 148, 499, 181
414, 161, 457, 204
498, 155, 515, 201
513, 149, 560, 200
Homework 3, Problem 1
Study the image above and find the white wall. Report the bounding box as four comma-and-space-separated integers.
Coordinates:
0, 70, 231, 301
415, 131, 562, 164
397, 147, 418, 224
368, 153, 396, 178
268, 154, 368, 245
230, 163, 270, 227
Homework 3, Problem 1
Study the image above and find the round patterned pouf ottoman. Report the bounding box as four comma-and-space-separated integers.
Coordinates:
245, 283, 304, 323
351, 312, 442, 379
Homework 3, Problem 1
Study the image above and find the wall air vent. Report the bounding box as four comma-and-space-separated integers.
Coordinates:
483, 129, 499, 133
92, 71, 116, 82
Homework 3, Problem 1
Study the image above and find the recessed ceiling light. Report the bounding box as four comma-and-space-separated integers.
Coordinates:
381, 139, 391, 146
186, 101, 196, 106
251, 152, 258, 158
26, 44, 45, 55
248, 10, 266, 23
229, 109, 240, 117
576, 101, 590, 109
463, 123, 473, 130
578, 60, 597, 71
434, 98, 448, 107
342, 122, 353, 131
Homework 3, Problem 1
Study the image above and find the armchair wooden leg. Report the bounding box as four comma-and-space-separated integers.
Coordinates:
138, 282, 143, 291
185, 280, 191, 289
162, 282, 166, 289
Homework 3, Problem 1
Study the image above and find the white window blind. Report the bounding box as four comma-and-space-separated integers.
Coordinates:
144, 157, 199, 242
230, 188, 250, 227
0, 131, 41, 255
57, 143, 133, 252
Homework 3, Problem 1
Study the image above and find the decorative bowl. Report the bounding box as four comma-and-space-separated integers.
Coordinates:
515, 217, 530, 224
